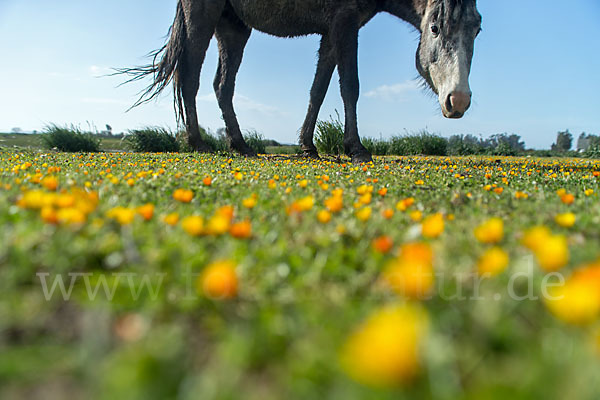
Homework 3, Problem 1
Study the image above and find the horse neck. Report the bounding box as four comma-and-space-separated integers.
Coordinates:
380, 0, 425, 30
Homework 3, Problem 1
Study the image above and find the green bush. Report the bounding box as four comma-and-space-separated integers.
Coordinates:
126, 127, 180, 152
41, 124, 101, 152
198, 127, 229, 153
389, 131, 447, 156
315, 112, 344, 155
362, 136, 390, 156
243, 129, 266, 154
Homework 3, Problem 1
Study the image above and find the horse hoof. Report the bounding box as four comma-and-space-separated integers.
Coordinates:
351, 152, 373, 164
301, 150, 320, 159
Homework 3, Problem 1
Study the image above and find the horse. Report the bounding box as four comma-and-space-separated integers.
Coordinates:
120, 0, 481, 163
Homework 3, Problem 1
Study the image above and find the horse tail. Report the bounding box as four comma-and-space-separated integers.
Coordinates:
114, 0, 187, 121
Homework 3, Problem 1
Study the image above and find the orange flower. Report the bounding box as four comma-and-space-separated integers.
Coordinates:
173, 188, 193, 203
325, 195, 343, 213
40, 206, 58, 224
493, 187, 504, 195
230, 220, 252, 239
560, 193, 575, 205
136, 204, 154, 221
198, 260, 238, 299
421, 213, 444, 238
203, 176, 212, 186
41, 176, 58, 191
206, 214, 231, 236
378, 188, 388, 197
373, 236, 393, 254
409, 210, 422, 222
382, 208, 394, 220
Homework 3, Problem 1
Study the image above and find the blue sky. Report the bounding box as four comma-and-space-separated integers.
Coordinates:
1, 0, 599, 149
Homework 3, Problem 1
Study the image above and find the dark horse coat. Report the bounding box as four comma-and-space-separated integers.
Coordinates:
121, 0, 481, 162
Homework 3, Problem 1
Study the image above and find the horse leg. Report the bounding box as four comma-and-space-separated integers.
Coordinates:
330, 14, 372, 163
179, 0, 225, 152
299, 36, 336, 158
213, 9, 256, 156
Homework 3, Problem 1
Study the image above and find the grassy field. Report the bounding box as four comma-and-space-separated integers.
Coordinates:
1, 150, 600, 399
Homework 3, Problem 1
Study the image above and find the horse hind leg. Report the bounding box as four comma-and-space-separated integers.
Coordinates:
213, 8, 255, 156
178, 0, 226, 151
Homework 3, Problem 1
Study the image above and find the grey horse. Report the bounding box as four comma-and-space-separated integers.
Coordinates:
121, 0, 481, 162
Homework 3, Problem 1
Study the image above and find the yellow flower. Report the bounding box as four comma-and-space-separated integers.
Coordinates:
290, 196, 315, 213
57, 207, 86, 225
181, 215, 204, 236
206, 214, 231, 236
554, 212, 576, 228
242, 195, 257, 209
356, 207, 372, 222
522, 225, 551, 252
382, 242, 434, 299
396, 197, 415, 211
197, 260, 238, 299
317, 210, 332, 224
477, 247, 509, 277
409, 210, 422, 222
421, 213, 444, 238
340, 304, 428, 388
545, 264, 600, 324
535, 234, 569, 272
474, 217, 504, 244
106, 207, 136, 225
163, 213, 179, 226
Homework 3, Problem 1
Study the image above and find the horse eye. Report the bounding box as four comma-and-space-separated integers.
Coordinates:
431, 25, 440, 36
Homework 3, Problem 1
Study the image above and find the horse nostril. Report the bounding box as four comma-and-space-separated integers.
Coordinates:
448, 91, 471, 113
445, 94, 453, 113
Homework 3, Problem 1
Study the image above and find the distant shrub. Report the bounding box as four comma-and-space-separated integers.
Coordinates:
315, 112, 344, 155
244, 129, 266, 154
41, 124, 101, 152
583, 145, 600, 159
389, 131, 447, 156
362, 136, 390, 156
197, 127, 229, 152
126, 127, 179, 152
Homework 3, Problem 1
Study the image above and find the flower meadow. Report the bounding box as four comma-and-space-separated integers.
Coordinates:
1, 150, 600, 399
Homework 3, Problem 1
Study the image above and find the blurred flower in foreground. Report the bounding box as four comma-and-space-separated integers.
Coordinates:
421, 213, 444, 238
555, 212, 576, 228
340, 304, 428, 388
198, 260, 238, 300
545, 262, 600, 324
381, 242, 434, 299
534, 234, 569, 272
474, 217, 504, 244
477, 247, 509, 277
522, 225, 551, 252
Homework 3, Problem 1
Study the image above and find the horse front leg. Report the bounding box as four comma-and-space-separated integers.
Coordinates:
299, 36, 336, 158
331, 13, 372, 163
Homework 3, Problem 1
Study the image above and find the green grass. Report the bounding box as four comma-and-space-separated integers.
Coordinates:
1, 151, 600, 399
